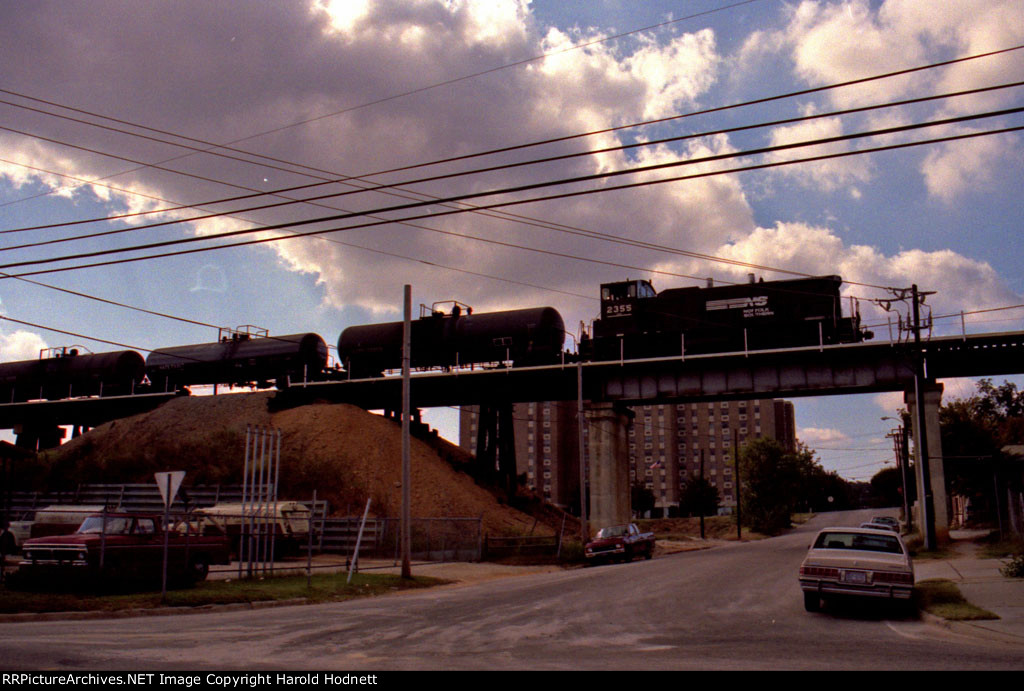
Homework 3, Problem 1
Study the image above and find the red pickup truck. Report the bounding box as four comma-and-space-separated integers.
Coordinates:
584, 523, 655, 564
16, 512, 231, 589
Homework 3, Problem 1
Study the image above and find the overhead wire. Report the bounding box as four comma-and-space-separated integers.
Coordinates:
3, 119, 1021, 365
0, 41, 1019, 341
2, 107, 1021, 286
0, 92, 1015, 319
7, 78, 1023, 255
1, 45, 1019, 305
0, 44, 1015, 336
0, 0, 776, 212
4, 47, 1020, 240
0, 156, 598, 307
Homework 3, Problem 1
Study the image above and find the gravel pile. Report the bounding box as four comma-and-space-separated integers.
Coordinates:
43, 392, 540, 535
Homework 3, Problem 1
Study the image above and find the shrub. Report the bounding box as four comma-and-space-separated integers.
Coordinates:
1001, 554, 1024, 578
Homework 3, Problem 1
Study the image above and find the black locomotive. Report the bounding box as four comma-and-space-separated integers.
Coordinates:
0, 274, 870, 403
584, 274, 871, 361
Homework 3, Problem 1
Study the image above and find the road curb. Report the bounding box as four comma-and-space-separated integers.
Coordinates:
0, 597, 311, 624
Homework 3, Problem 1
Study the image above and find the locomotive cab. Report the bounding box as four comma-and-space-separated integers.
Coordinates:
600, 279, 656, 320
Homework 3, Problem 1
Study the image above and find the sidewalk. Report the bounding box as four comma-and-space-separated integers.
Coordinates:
912, 529, 1024, 644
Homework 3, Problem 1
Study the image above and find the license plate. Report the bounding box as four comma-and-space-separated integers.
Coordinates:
843, 570, 868, 584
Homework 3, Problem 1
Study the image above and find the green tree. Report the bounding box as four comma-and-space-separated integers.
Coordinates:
678, 473, 720, 517
870, 465, 914, 508
631, 484, 655, 518
738, 439, 851, 533
938, 379, 1024, 526
738, 438, 805, 535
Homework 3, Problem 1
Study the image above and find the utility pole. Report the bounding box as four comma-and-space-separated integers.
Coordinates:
885, 421, 911, 531
911, 284, 937, 550
577, 352, 588, 544
401, 285, 412, 579
698, 448, 705, 540
878, 284, 937, 549
733, 428, 741, 541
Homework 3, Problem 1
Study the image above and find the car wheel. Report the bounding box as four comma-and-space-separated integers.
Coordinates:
644, 546, 653, 560
803, 592, 821, 613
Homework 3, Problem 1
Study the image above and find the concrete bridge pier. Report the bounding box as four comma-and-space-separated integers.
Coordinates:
584, 402, 633, 534
904, 382, 949, 544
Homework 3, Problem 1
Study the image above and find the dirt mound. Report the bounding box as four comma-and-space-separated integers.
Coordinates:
37, 392, 541, 536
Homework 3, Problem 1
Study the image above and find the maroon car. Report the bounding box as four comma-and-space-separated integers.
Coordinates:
584, 523, 655, 564
17, 512, 230, 589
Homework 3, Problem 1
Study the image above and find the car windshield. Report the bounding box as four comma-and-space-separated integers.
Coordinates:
78, 516, 131, 535
596, 526, 628, 538
813, 531, 903, 554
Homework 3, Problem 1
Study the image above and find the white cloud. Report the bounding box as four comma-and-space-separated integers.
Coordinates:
799, 427, 850, 444
874, 390, 906, 415
764, 107, 874, 191
0, 0, 738, 318
921, 128, 1021, 202
754, 0, 1024, 199
0, 330, 48, 362
624, 29, 720, 119
0, 0, 1018, 333
713, 222, 1021, 327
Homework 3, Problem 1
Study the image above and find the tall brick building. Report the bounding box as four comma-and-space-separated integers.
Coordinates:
460, 398, 796, 516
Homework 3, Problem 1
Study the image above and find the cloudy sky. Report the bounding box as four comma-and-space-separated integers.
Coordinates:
0, 0, 1022, 481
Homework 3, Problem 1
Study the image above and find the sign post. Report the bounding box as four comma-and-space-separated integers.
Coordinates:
155, 471, 185, 602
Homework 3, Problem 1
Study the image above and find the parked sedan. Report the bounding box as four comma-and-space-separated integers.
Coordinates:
860, 521, 899, 533
799, 526, 915, 613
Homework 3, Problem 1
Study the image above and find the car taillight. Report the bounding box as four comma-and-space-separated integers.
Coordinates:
872, 571, 914, 585
800, 566, 840, 578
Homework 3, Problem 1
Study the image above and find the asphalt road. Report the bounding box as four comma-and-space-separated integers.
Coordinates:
1, 509, 1021, 670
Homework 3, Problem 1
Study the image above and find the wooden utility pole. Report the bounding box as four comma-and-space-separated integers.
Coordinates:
401, 285, 412, 579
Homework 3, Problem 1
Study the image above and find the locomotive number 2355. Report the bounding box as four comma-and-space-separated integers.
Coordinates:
605, 304, 633, 317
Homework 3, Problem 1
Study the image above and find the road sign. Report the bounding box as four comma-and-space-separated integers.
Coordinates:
154, 471, 186, 508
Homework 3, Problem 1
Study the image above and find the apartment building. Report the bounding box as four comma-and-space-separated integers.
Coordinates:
460, 398, 795, 515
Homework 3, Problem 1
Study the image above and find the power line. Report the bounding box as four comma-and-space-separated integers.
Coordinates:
0, 0, 775, 211
1, 48, 1018, 311
0, 272, 221, 330
0, 314, 145, 352
9, 79, 1023, 251
6, 48, 1021, 239
0, 90, 1013, 310
0, 155, 599, 309
3, 108, 1020, 284
5, 123, 1021, 287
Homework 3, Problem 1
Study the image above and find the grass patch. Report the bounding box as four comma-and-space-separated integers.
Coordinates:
0, 572, 444, 615
914, 579, 999, 621
636, 516, 766, 541
978, 534, 1024, 560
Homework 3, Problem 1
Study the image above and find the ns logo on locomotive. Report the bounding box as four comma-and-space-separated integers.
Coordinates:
0, 274, 870, 404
